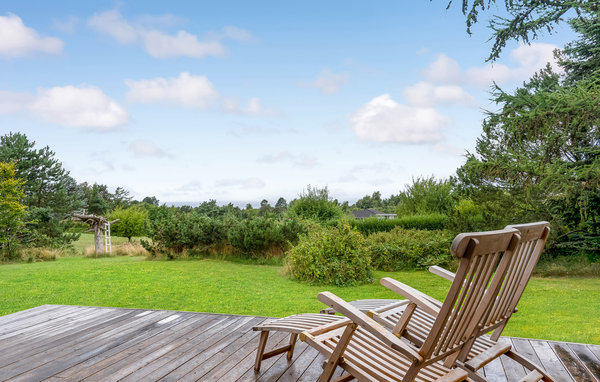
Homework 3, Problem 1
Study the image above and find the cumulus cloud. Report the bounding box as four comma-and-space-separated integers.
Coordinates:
216, 178, 265, 189
29, 85, 128, 130
403, 82, 478, 107
88, 9, 252, 59
425, 43, 560, 87
129, 140, 171, 158
140, 29, 226, 59
301, 69, 349, 94
126, 72, 219, 109
350, 94, 446, 144
0, 91, 33, 115
423, 54, 462, 84
0, 13, 63, 57
88, 10, 138, 44
257, 151, 318, 169
126, 72, 273, 115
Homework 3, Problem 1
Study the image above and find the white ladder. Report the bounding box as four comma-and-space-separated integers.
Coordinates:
104, 221, 112, 254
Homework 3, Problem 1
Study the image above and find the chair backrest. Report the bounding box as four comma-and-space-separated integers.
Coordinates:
419, 228, 521, 361
481, 221, 550, 339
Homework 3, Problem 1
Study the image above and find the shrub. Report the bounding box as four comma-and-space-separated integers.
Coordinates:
395, 176, 456, 216
284, 222, 372, 286
227, 215, 307, 257
144, 207, 226, 253
446, 198, 486, 233
288, 185, 343, 224
366, 227, 454, 271
351, 214, 448, 235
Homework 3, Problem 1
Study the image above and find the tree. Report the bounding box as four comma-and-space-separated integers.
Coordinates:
355, 191, 383, 209
447, 0, 598, 60
110, 206, 148, 242
0, 162, 26, 257
287, 185, 343, 223
274, 197, 288, 214
0, 133, 81, 245
258, 199, 272, 216
141, 196, 159, 206
395, 177, 456, 216
457, 16, 600, 250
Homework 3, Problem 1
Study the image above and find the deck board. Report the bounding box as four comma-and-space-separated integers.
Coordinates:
0, 305, 597, 382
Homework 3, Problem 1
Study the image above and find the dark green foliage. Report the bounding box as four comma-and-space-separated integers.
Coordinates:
366, 228, 454, 271
141, 196, 159, 206
351, 214, 448, 235
284, 222, 372, 286
144, 206, 226, 253
274, 197, 288, 214
0, 132, 81, 247
288, 185, 343, 224
395, 176, 456, 216
227, 216, 307, 257
447, 0, 598, 61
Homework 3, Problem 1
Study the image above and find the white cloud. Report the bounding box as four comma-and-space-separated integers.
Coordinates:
511, 42, 559, 71
403, 82, 478, 107
302, 69, 349, 94
126, 72, 220, 109
129, 140, 170, 158
88, 10, 138, 44
29, 85, 128, 130
0, 13, 63, 57
257, 151, 318, 169
140, 29, 226, 59
223, 26, 256, 42
423, 54, 461, 84
216, 178, 265, 189
350, 94, 446, 144
0, 91, 32, 115
87, 9, 248, 59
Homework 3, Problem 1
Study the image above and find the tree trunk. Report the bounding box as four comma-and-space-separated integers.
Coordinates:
94, 223, 104, 254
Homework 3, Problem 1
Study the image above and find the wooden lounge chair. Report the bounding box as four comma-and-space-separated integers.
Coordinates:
300, 229, 521, 381
254, 228, 520, 381
345, 222, 552, 381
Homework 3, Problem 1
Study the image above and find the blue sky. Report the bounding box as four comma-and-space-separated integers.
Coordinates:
0, 1, 575, 206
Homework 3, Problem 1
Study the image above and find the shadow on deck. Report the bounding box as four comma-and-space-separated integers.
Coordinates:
0, 305, 598, 381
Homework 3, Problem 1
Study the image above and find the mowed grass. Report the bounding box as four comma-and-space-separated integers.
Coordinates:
0, 256, 598, 345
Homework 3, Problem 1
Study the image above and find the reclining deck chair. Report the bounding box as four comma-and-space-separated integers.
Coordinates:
364, 222, 553, 381
254, 229, 521, 381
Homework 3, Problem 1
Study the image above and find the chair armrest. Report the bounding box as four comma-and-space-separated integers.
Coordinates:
380, 277, 441, 317
318, 291, 423, 362
429, 265, 456, 282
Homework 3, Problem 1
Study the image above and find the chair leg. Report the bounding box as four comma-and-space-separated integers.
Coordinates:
505, 350, 555, 382
287, 333, 298, 360
319, 323, 357, 382
332, 373, 355, 382
254, 330, 269, 371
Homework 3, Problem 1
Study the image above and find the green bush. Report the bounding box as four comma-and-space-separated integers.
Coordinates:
288, 185, 343, 224
366, 227, 454, 271
446, 198, 486, 233
284, 222, 372, 286
351, 214, 448, 235
144, 207, 226, 254
227, 215, 306, 257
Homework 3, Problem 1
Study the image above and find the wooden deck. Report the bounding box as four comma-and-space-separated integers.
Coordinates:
0, 305, 598, 381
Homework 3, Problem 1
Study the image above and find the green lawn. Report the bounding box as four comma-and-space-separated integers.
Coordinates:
0, 256, 598, 345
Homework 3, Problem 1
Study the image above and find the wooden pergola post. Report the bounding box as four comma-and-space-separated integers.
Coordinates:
72, 213, 119, 254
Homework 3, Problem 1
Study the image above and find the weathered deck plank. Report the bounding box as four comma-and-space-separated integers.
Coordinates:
0, 305, 597, 381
